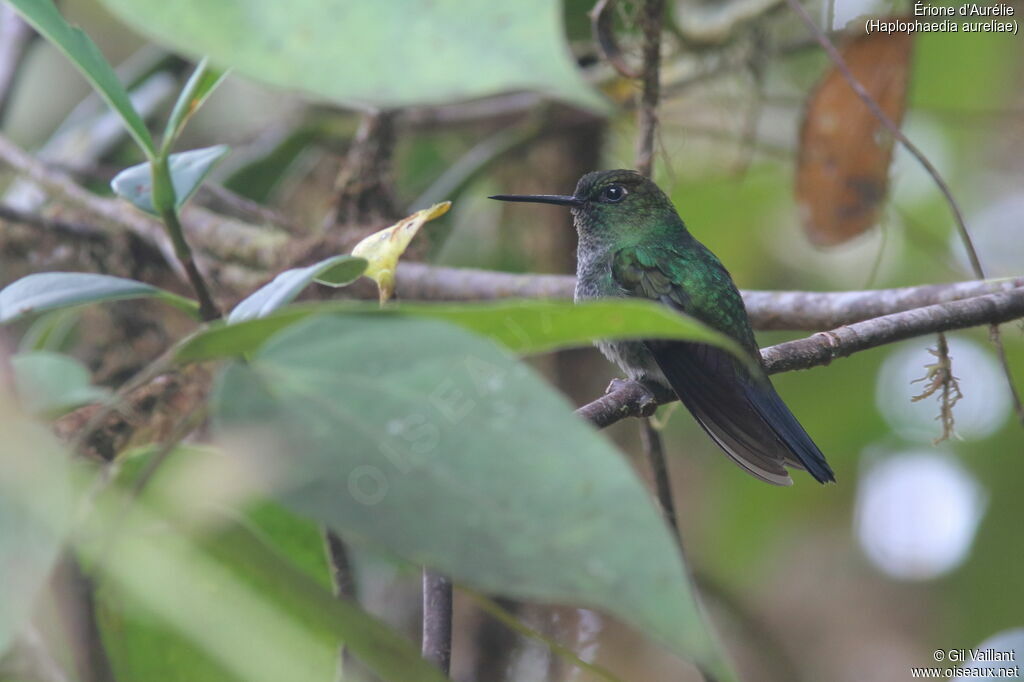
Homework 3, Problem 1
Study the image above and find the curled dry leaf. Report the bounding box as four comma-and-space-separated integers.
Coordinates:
796, 29, 913, 246
351, 201, 451, 303
590, 0, 641, 79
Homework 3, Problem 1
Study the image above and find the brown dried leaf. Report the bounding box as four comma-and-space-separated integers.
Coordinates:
796, 29, 913, 246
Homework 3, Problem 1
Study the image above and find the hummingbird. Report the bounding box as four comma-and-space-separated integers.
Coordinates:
491, 169, 834, 485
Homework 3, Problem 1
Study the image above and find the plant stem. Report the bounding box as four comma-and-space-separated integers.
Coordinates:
159, 207, 220, 321
323, 528, 357, 682
634, 0, 664, 177
640, 418, 679, 539
421, 570, 453, 674
150, 155, 220, 320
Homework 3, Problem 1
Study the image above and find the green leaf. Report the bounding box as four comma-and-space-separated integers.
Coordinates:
0, 395, 75, 657
162, 58, 228, 151
313, 258, 371, 288
0, 272, 199, 324
94, 0, 609, 112
11, 351, 110, 417
178, 298, 751, 366
89, 445, 448, 682
18, 309, 81, 353
228, 256, 368, 324
111, 145, 230, 215
213, 315, 728, 671
5, 0, 156, 157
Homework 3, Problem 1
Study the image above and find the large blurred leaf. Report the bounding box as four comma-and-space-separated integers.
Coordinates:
5, 0, 156, 156
0, 392, 75, 656
95, 0, 609, 112
111, 145, 230, 215
89, 445, 448, 682
11, 351, 110, 417
213, 315, 728, 672
228, 255, 367, 323
178, 298, 750, 366
0, 272, 200, 323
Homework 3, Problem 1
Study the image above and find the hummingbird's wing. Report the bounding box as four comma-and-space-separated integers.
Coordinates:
612, 247, 834, 485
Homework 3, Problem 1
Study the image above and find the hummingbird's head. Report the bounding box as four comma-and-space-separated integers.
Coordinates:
490, 169, 680, 245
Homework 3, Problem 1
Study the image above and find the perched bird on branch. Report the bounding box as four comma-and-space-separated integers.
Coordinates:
492, 169, 834, 485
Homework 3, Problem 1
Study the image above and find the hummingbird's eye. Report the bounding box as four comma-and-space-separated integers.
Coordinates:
601, 184, 627, 203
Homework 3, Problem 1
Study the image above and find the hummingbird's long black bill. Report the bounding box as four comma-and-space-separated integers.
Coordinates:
489, 194, 583, 207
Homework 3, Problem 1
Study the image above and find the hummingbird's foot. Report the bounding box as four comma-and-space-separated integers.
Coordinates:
605, 377, 635, 395
604, 378, 673, 418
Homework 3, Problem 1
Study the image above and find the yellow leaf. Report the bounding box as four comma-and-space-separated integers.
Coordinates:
351, 202, 451, 303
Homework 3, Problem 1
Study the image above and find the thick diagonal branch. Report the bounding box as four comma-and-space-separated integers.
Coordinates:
394, 263, 1024, 331
578, 287, 1024, 429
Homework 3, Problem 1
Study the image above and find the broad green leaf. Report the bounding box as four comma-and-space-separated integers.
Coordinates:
352, 202, 450, 303
0, 272, 199, 323
228, 255, 368, 324
89, 445, 447, 682
177, 298, 751, 367
5, 0, 156, 157
111, 145, 230, 215
11, 351, 109, 417
0, 393, 75, 656
162, 58, 228, 150
94, 0, 609, 112
213, 315, 729, 672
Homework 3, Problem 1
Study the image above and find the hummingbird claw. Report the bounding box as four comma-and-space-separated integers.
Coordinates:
604, 378, 665, 418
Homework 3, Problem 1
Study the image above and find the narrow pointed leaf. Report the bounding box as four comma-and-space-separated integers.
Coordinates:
5, 0, 156, 156
163, 58, 228, 148
112, 145, 230, 215
228, 256, 368, 323
213, 315, 727, 670
0, 272, 199, 323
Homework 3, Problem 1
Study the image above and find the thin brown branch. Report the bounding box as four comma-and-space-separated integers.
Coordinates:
422, 570, 453, 674
0, 133, 288, 293
988, 323, 1024, 423
323, 528, 357, 682
0, 203, 108, 241
634, 0, 664, 177
640, 418, 679, 537
578, 287, 1024, 429
393, 262, 1024, 330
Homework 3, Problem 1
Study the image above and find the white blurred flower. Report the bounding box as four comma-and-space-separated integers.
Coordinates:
855, 451, 987, 580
